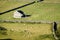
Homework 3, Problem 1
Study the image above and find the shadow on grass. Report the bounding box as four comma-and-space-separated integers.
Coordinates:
0, 26, 7, 35
0, 38, 13, 40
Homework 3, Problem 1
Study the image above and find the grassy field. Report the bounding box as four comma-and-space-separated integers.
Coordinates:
0, 0, 60, 40
0, 23, 55, 40
0, 0, 60, 21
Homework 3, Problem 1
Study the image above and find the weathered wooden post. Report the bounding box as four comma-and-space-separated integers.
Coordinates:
52, 22, 58, 40
53, 22, 57, 31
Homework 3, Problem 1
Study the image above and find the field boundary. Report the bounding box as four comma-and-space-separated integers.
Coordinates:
0, 20, 60, 23
0, 20, 53, 24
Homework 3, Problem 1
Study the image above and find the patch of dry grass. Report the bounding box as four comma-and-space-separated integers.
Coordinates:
0, 23, 54, 40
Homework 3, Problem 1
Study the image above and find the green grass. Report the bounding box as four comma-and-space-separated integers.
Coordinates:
0, 0, 60, 21
0, 23, 55, 40
0, 0, 31, 12
0, 0, 60, 40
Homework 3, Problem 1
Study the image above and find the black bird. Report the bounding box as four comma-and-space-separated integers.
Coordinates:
17, 10, 31, 17
17, 10, 26, 17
